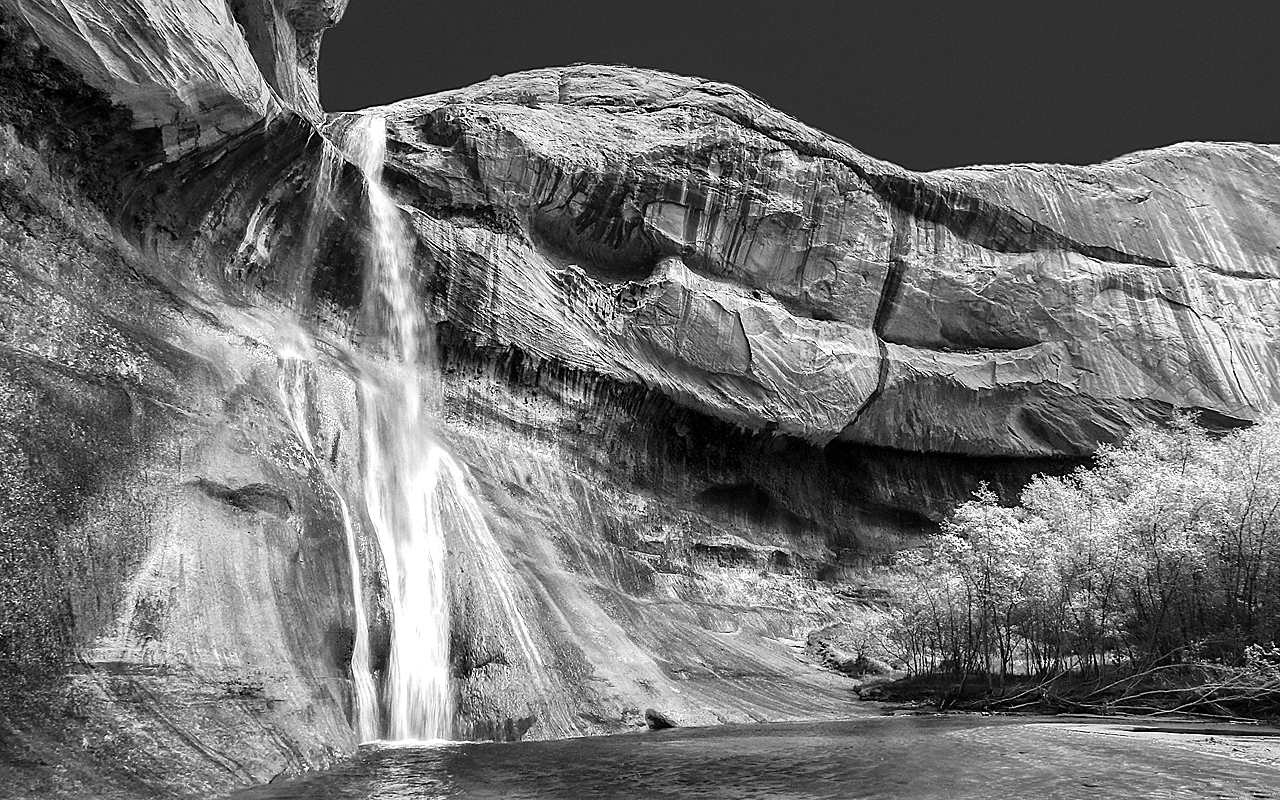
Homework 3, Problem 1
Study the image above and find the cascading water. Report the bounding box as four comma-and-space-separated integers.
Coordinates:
276, 348, 378, 742
270, 113, 562, 743
335, 114, 455, 742
243, 136, 382, 741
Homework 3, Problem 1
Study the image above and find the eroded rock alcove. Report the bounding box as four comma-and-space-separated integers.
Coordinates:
1, 0, 1277, 796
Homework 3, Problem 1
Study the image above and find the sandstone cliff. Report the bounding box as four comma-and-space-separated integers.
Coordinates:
0, 1, 1277, 797
369, 66, 1279, 455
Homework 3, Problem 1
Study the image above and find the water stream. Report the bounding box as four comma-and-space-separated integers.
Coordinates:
316, 113, 560, 743
240, 114, 571, 745
249, 136, 385, 742
337, 115, 455, 742
276, 337, 379, 742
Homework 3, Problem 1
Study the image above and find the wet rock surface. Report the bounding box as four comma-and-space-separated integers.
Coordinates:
1, 1, 1278, 797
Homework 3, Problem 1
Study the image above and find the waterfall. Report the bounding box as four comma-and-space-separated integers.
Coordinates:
245, 137, 383, 742
314, 114, 558, 743
276, 350, 379, 741
336, 114, 454, 741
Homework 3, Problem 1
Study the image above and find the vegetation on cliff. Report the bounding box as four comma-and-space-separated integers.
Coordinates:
874, 416, 1280, 718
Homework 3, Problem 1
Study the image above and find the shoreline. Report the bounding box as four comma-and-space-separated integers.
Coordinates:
868, 706, 1280, 772
1061, 722, 1280, 772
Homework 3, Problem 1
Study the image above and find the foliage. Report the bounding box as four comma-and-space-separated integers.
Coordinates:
884, 415, 1280, 700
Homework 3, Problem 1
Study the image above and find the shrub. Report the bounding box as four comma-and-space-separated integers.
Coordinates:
886, 416, 1280, 688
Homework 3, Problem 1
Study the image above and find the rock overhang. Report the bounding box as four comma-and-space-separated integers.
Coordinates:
332, 63, 1280, 456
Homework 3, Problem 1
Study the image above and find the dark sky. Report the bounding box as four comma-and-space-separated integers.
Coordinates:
319, 1, 1278, 172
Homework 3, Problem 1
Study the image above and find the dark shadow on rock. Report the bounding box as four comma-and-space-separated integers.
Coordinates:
465, 715, 537, 742
192, 478, 293, 517
644, 709, 676, 730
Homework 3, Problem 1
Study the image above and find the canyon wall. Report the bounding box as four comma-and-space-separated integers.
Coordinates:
1, 1, 1277, 797
373, 67, 1279, 455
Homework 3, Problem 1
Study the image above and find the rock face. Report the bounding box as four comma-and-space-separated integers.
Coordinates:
371, 67, 1280, 455
9, 0, 341, 151
1, 1, 1278, 797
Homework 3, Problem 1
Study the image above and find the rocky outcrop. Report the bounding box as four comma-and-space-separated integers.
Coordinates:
0, 117, 369, 797
4, 0, 340, 154
1, 1, 1278, 798
369, 66, 1279, 456
0, 1, 362, 796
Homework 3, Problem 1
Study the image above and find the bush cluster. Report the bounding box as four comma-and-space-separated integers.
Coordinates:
885, 416, 1280, 687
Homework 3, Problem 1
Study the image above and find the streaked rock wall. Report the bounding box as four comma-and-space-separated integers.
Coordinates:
370, 66, 1279, 457
2, 3, 1278, 797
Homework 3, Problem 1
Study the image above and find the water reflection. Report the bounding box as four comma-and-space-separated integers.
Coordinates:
225, 717, 1280, 799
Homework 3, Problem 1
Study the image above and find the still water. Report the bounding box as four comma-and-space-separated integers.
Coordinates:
225, 716, 1280, 799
